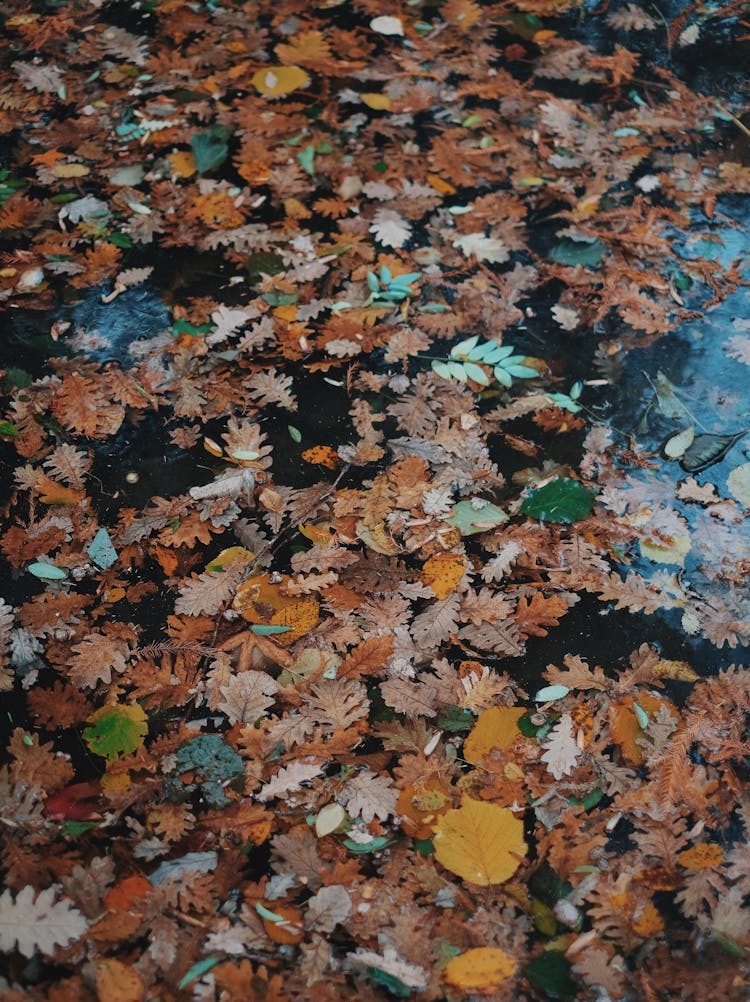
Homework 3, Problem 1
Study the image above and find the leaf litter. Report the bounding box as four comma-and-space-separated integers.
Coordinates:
0, 0, 750, 999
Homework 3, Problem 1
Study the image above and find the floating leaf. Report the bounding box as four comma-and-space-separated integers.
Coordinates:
370, 15, 404, 35
191, 125, 230, 174
250, 623, 293, 635
95, 959, 145, 1002
87, 527, 117, 570
520, 478, 596, 524
28, 561, 68, 580
463, 707, 526, 764
343, 835, 390, 853
361, 92, 391, 110
421, 552, 466, 599
534, 684, 570, 702
679, 430, 746, 472
549, 236, 606, 268
178, 957, 220, 991
315, 803, 346, 837
727, 462, 750, 506
524, 950, 577, 1000
83, 704, 148, 762
433, 796, 526, 885
251, 65, 309, 96
444, 947, 517, 991
446, 499, 508, 535
662, 425, 694, 459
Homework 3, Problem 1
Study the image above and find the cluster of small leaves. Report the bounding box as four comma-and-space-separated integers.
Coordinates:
432, 335, 539, 388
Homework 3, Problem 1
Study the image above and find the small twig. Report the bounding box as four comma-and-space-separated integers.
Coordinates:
715, 101, 750, 140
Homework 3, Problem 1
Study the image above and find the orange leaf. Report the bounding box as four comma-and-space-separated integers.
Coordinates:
95, 959, 145, 1002
397, 780, 452, 839
421, 552, 467, 600
260, 903, 305, 945
444, 946, 517, 991
167, 151, 196, 178
610, 693, 678, 764
338, 635, 394, 680
427, 173, 456, 195
433, 796, 526, 885
301, 445, 340, 469
34, 473, 86, 506
678, 843, 724, 870
463, 706, 526, 764
632, 902, 665, 937
104, 875, 152, 912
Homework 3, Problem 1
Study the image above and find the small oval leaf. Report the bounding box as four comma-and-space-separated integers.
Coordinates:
28, 561, 68, 580
534, 685, 570, 703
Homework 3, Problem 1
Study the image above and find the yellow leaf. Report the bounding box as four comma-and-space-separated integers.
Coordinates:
361, 92, 391, 110
632, 903, 664, 937
167, 151, 196, 178
251, 65, 309, 96
421, 552, 466, 599
96, 958, 145, 1002
433, 796, 526, 885
355, 519, 400, 555
273, 304, 298, 322
444, 946, 517, 991
678, 843, 724, 870
206, 546, 254, 572
639, 534, 690, 565
652, 659, 698, 682
53, 163, 90, 178
463, 706, 526, 764
427, 173, 456, 195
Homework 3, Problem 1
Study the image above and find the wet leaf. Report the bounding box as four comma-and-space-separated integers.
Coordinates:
444, 947, 517, 991
524, 950, 577, 1000
251, 65, 309, 96
727, 461, 750, 505
463, 706, 526, 764
83, 704, 148, 762
520, 478, 596, 524
549, 236, 606, 268
191, 126, 229, 174
421, 552, 466, 599
662, 425, 694, 459
95, 959, 145, 1002
433, 796, 526, 885
28, 561, 68, 580
679, 430, 746, 472
87, 527, 117, 570
446, 499, 508, 535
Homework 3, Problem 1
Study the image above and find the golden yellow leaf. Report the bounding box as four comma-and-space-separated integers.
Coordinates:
652, 659, 698, 682
251, 65, 309, 96
427, 173, 456, 195
421, 552, 466, 599
361, 92, 391, 110
433, 796, 526, 885
463, 706, 526, 764
233, 573, 320, 645
639, 534, 690, 566
301, 445, 340, 469
444, 946, 517, 991
632, 903, 664, 937
167, 151, 196, 178
205, 546, 254, 572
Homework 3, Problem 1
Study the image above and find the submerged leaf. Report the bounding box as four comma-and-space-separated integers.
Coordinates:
433, 796, 526, 885
520, 478, 596, 524
679, 430, 746, 472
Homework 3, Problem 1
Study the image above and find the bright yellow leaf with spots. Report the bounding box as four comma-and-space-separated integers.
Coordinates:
444, 946, 517, 991
433, 796, 526, 886
678, 843, 724, 870
463, 706, 526, 764
421, 552, 466, 599
251, 65, 309, 96
233, 573, 319, 646
361, 93, 391, 110
302, 445, 340, 469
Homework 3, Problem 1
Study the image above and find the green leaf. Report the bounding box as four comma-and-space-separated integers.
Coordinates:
0, 421, 19, 437
414, 838, 434, 857
446, 361, 468, 382
367, 270, 381, 293
462, 362, 490, 385
343, 836, 390, 853
524, 949, 578, 1000
450, 335, 480, 358
60, 821, 98, 838
83, 704, 148, 762
679, 430, 746, 473
28, 561, 68, 580
178, 957, 220, 991
87, 527, 117, 570
633, 702, 649, 729
437, 705, 475, 731
367, 967, 413, 998
504, 363, 538, 379
191, 125, 230, 174
250, 624, 293, 635
534, 685, 569, 702
494, 365, 513, 388
446, 499, 508, 535
288, 425, 302, 443
432, 360, 453, 380
520, 478, 596, 524
297, 144, 316, 175
172, 319, 212, 337
549, 237, 606, 268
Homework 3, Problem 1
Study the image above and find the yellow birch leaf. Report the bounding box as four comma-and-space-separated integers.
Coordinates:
361, 92, 391, 110
652, 659, 698, 682
463, 706, 526, 764
433, 796, 526, 885
53, 163, 90, 178
632, 903, 664, 937
678, 843, 724, 870
251, 65, 309, 96
444, 946, 517, 991
421, 552, 466, 599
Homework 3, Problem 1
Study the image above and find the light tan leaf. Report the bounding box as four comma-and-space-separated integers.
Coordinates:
0, 885, 88, 957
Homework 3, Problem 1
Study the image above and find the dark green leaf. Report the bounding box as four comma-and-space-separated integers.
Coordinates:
0, 421, 18, 437
178, 957, 220, 991
367, 967, 413, 998
414, 838, 434, 857
437, 706, 475, 732
520, 478, 596, 524
524, 950, 578, 1000
679, 430, 746, 473
107, 232, 133, 248
60, 821, 97, 838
